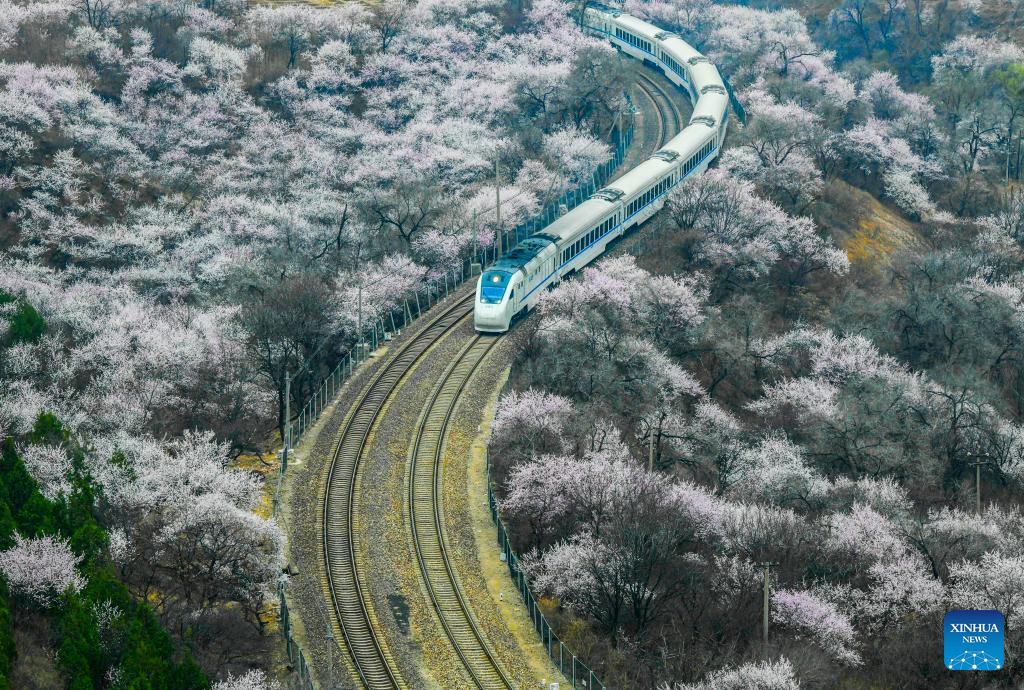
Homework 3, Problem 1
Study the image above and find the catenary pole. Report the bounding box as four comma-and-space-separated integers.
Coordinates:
759, 561, 773, 643
283, 371, 290, 473
977, 461, 982, 514
648, 422, 655, 472
495, 158, 503, 258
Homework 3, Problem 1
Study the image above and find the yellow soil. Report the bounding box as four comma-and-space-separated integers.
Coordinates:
823, 180, 924, 266
234, 452, 278, 519
844, 199, 918, 264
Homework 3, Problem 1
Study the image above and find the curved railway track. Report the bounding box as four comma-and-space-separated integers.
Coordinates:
319, 63, 686, 690
323, 293, 475, 690
635, 69, 684, 148
408, 334, 510, 689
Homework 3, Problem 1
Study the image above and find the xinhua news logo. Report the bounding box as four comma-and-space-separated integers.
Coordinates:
944, 610, 1005, 671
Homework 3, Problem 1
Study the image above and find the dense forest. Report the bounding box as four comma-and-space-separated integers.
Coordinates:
0, 0, 627, 685
2, 0, 1023, 686
490, 0, 1024, 688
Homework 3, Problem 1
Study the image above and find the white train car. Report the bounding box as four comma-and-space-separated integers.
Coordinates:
474, 2, 731, 333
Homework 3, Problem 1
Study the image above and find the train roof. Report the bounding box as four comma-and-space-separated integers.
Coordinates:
489, 235, 555, 272
533, 198, 615, 243
660, 125, 716, 157
690, 92, 729, 127
689, 62, 724, 91
612, 13, 663, 40
605, 158, 674, 198
660, 36, 702, 63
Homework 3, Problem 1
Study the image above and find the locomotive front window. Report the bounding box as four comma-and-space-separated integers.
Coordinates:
480, 271, 511, 304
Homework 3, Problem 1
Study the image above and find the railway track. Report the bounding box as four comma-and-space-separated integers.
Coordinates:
634, 69, 685, 148
408, 334, 510, 689
323, 293, 475, 690
319, 61, 685, 690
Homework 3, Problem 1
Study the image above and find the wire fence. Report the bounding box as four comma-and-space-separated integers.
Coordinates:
486, 450, 607, 690
278, 583, 316, 690
720, 73, 746, 125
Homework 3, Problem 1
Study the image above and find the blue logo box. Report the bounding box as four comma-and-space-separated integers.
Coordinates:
944, 610, 1005, 670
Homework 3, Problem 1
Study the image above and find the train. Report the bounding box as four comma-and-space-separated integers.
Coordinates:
473, 2, 729, 333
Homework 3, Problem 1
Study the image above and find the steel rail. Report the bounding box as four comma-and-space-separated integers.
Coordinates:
408, 334, 510, 689
323, 292, 475, 689
635, 69, 684, 148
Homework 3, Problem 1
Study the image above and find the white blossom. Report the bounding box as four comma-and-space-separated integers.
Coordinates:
0, 534, 86, 606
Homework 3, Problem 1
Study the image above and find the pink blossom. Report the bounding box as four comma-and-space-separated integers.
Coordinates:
824, 503, 911, 563
860, 559, 944, 630
542, 124, 612, 186
948, 552, 1024, 629
212, 669, 279, 690
333, 254, 429, 335
747, 377, 840, 421
18, 443, 71, 500
491, 388, 573, 451
773, 588, 862, 665
932, 36, 1024, 77
668, 171, 848, 279
727, 433, 832, 505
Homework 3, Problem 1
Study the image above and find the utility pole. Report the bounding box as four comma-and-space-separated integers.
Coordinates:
495, 158, 503, 258
1007, 142, 1011, 185
969, 456, 989, 515
273, 371, 291, 517
326, 627, 334, 690
283, 371, 291, 473
648, 420, 656, 472
471, 208, 482, 275
758, 561, 775, 643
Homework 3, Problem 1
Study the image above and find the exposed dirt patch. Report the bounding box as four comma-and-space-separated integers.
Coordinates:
815, 179, 927, 267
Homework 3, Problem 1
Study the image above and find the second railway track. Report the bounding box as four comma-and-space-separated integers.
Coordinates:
635, 68, 685, 149
408, 334, 510, 689
323, 293, 475, 689
319, 60, 690, 690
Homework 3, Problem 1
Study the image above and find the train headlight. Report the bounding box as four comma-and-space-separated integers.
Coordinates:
490, 274, 502, 283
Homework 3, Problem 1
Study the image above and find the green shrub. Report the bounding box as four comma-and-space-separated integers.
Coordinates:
0, 416, 209, 689
0, 291, 46, 346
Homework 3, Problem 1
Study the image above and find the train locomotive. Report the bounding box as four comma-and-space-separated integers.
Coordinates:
473, 3, 729, 333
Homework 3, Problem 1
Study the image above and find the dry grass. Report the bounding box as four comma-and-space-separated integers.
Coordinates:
816, 179, 925, 268
234, 451, 279, 519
